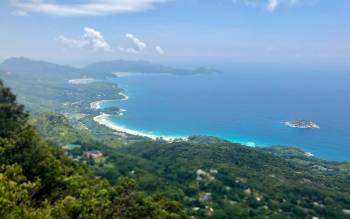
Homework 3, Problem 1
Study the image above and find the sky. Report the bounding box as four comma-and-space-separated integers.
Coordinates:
0, 0, 349, 67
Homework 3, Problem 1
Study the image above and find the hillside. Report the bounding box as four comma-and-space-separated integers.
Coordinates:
0, 57, 218, 81
0, 57, 87, 81
0, 57, 217, 113
0, 80, 188, 218
0, 58, 124, 112
101, 139, 350, 218
30, 111, 350, 219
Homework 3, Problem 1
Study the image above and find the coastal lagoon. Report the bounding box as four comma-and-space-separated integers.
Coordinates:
97, 66, 350, 161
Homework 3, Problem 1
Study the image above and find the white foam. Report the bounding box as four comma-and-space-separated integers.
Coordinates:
90, 92, 128, 111
93, 114, 186, 142
305, 152, 314, 157
118, 109, 127, 116
245, 142, 256, 148
119, 92, 129, 100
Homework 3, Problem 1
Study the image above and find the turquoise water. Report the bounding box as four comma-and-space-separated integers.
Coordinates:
63, 144, 81, 150
99, 66, 350, 161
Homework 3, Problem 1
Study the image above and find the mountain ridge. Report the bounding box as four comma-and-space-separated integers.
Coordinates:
0, 57, 219, 79
0, 57, 86, 80
84, 59, 220, 75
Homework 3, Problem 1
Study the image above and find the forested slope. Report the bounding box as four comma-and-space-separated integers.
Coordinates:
30, 111, 350, 218
0, 80, 188, 219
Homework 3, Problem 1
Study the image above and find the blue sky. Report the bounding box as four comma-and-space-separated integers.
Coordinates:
0, 0, 349, 67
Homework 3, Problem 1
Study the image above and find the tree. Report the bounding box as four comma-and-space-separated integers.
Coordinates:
0, 80, 189, 218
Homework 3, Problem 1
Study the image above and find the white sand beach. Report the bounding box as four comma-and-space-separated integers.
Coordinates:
119, 92, 129, 100
93, 114, 185, 142
90, 93, 128, 110
68, 78, 96, 85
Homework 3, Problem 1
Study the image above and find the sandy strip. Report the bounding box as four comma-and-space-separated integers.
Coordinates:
68, 78, 96, 84
93, 114, 185, 142
119, 92, 129, 100
90, 91, 128, 110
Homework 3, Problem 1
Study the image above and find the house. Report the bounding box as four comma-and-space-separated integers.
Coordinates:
83, 150, 103, 159
198, 192, 212, 203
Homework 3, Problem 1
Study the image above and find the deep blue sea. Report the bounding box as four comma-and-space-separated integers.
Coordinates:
100, 66, 350, 161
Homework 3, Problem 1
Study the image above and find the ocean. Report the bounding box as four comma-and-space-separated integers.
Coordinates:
98, 66, 350, 161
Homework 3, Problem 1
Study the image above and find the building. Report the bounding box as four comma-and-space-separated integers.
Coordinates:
83, 150, 103, 159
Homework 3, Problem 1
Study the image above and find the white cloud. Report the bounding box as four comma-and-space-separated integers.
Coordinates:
232, 0, 303, 12
59, 27, 111, 51
267, 0, 279, 12
10, 0, 169, 16
155, 46, 165, 55
84, 27, 111, 51
125, 33, 147, 53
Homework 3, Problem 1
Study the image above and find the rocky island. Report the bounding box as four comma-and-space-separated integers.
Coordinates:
285, 120, 320, 129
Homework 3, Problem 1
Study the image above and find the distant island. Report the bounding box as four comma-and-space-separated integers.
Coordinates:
84, 59, 220, 76
285, 120, 320, 129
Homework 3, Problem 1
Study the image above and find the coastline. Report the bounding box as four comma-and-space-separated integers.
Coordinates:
93, 113, 185, 142
90, 92, 128, 110
68, 78, 96, 85
89, 87, 307, 154
119, 91, 129, 100
94, 113, 262, 146
90, 100, 110, 110
90, 96, 259, 145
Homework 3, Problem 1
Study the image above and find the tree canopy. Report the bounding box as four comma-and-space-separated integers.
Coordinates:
0, 80, 188, 219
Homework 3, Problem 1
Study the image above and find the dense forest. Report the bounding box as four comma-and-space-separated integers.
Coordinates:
0, 80, 188, 218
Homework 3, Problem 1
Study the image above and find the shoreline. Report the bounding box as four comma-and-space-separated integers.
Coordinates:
119, 91, 129, 100
90, 91, 280, 151
68, 78, 96, 85
90, 92, 128, 110
90, 97, 262, 146
90, 100, 110, 110
93, 113, 260, 146
93, 114, 186, 142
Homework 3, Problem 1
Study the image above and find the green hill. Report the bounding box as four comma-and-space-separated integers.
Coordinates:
30, 111, 350, 218
0, 57, 86, 81
0, 80, 188, 219
111, 138, 350, 218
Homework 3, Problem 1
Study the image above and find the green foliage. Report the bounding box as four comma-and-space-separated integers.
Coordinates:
96, 137, 350, 219
0, 80, 188, 219
29, 106, 350, 218
0, 164, 49, 219
0, 80, 28, 136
